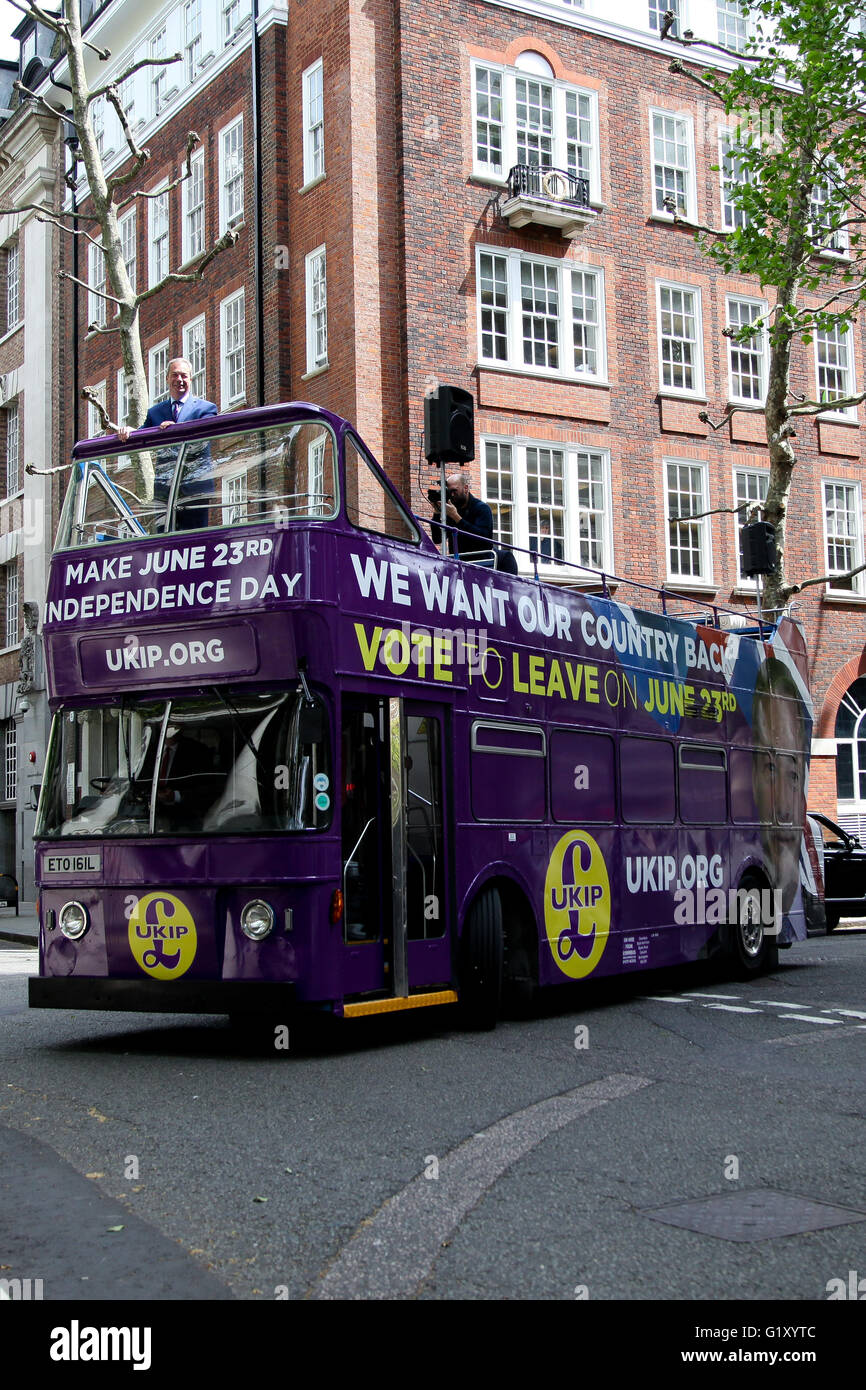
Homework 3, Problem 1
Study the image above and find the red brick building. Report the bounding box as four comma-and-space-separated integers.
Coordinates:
33, 0, 866, 833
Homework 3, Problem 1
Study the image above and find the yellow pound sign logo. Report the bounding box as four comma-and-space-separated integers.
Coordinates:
129, 892, 197, 979
544, 830, 611, 979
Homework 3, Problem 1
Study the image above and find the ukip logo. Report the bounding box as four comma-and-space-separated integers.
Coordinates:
544, 830, 611, 980
129, 892, 197, 979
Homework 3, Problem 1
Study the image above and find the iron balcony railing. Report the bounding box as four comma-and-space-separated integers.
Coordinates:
506, 164, 591, 209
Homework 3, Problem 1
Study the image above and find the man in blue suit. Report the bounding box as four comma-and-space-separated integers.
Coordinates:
117, 358, 218, 530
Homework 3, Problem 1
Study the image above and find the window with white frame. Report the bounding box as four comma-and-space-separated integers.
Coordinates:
5, 241, 19, 330
657, 283, 703, 394
119, 208, 136, 291
823, 481, 864, 593
221, 470, 247, 525
665, 460, 712, 581
733, 467, 768, 584
720, 132, 751, 230
219, 118, 244, 231
717, 0, 749, 52
183, 316, 207, 398
183, 149, 205, 262
727, 297, 766, 402
184, 0, 203, 84
87, 381, 106, 437
91, 93, 106, 157
149, 342, 169, 404
117, 369, 131, 428
482, 437, 613, 574
308, 434, 328, 516
471, 58, 599, 198
5, 403, 19, 496
810, 171, 848, 255
305, 246, 327, 373
302, 59, 324, 185
223, 0, 246, 43
119, 73, 136, 127
4, 561, 19, 648
151, 29, 167, 115
816, 322, 855, 413
221, 291, 245, 406
4, 721, 16, 801
88, 241, 107, 328
651, 109, 694, 219
477, 247, 606, 381
649, 0, 679, 36
149, 186, 169, 286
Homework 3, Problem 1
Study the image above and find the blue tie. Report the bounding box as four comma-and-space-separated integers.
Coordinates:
172, 399, 180, 422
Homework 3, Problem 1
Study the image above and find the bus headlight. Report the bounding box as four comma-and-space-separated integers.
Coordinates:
240, 900, 275, 941
58, 900, 89, 940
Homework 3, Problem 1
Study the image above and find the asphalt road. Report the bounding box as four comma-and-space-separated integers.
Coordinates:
2, 929, 865, 1307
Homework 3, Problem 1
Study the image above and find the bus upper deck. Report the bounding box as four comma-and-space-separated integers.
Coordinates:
31, 402, 813, 1024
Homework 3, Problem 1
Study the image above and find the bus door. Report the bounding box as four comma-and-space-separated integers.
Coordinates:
340, 697, 450, 999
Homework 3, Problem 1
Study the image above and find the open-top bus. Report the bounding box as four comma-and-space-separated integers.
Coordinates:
29, 403, 812, 1028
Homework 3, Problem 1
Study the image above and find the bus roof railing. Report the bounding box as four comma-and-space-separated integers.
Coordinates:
414, 515, 778, 641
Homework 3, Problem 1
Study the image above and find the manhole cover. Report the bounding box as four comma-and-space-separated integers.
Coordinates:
643, 1189, 866, 1242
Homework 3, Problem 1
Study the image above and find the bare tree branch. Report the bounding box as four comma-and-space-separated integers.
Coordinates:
133, 224, 242, 306
123, 132, 199, 207
789, 561, 866, 595
669, 501, 763, 523
90, 53, 182, 104
36, 213, 101, 247
7, 0, 62, 32
0, 201, 98, 223
81, 386, 118, 434
788, 390, 866, 416
103, 85, 149, 194
58, 268, 123, 308
13, 79, 67, 120
25, 461, 73, 477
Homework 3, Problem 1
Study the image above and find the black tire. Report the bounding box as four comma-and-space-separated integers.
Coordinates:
460, 888, 504, 1030
729, 880, 779, 978
825, 909, 841, 933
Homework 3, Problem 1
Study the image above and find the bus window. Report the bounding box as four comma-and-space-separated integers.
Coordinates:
406, 715, 445, 940
344, 433, 419, 543
38, 689, 331, 838
471, 721, 545, 822
620, 737, 675, 823
730, 746, 762, 824
550, 730, 615, 823
179, 422, 338, 530
57, 423, 339, 547
679, 744, 727, 824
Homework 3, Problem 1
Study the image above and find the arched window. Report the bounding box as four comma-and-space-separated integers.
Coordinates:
835, 675, 866, 836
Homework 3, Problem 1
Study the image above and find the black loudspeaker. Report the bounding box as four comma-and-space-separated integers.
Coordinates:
424, 385, 475, 464
740, 520, 776, 577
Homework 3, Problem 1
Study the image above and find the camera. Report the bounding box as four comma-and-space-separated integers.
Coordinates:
427, 487, 458, 507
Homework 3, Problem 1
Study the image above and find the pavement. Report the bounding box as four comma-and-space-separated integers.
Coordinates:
0, 903, 38, 946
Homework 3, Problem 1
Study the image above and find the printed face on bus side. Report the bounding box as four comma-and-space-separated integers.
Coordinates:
752, 670, 807, 913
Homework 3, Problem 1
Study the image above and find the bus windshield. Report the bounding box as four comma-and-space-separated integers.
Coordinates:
38, 687, 331, 837
58, 419, 338, 547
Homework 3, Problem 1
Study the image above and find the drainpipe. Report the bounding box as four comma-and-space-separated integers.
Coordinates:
251, 0, 265, 407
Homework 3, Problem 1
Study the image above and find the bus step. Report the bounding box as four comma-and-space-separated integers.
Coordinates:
343, 990, 458, 1018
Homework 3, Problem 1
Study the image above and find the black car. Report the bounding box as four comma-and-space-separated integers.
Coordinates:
808, 813, 866, 931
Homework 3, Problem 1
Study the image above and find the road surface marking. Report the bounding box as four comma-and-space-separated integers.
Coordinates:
312, 1073, 651, 1300
0, 951, 38, 976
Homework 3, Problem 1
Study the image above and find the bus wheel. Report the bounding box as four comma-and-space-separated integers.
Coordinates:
729, 880, 778, 978
825, 909, 841, 933
460, 888, 504, 1031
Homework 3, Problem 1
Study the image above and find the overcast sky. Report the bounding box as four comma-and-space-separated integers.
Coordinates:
1, 3, 20, 62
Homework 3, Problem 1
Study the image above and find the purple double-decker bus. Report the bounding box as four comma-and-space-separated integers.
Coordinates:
29, 403, 812, 1029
